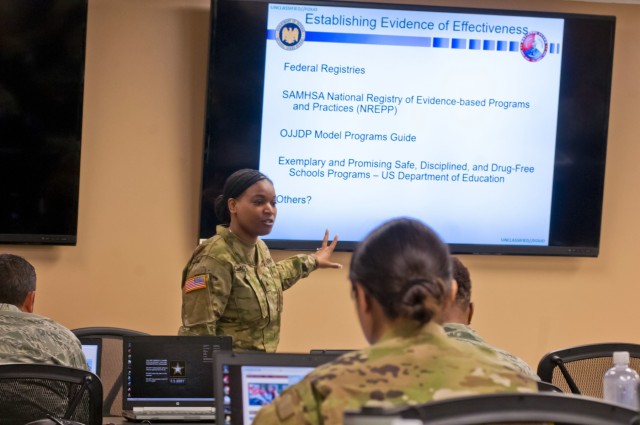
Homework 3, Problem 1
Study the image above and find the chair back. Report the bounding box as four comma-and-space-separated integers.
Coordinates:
344, 392, 640, 425
537, 380, 563, 392
72, 327, 148, 417
0, 363, 102, 425
537, 343, 640, 398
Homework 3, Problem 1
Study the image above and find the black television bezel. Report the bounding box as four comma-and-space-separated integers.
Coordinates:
0, 0, 88, 246
200, 0, 615, 257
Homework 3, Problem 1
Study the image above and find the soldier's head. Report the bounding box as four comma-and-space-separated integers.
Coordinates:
0, 254, 37, 312
349, 218, 455, 343
441, 256, 474, 325
215, 169, 276, 243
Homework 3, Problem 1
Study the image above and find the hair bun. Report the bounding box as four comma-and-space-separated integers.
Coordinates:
397, 283, 432, 323
396, 278, 447, 324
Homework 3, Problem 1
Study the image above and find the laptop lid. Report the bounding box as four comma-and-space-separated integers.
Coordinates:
122, 335, 232, 412
79, 337, 102, 377
213, 351, 342, 425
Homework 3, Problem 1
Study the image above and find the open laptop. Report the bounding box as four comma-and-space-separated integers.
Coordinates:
79, 337, 102, 376
213, 351, 342, 425
122, 335, 232, 422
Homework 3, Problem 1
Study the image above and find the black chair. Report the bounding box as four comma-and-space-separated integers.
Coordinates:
343, 392, 640, 425
71, 327, 148, 417
537, 380, 563, 392
0, 363, 102, 425
537, 343, 640, 397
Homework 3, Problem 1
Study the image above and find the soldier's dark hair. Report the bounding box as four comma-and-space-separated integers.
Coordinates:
451, 256, 471, 310
349, 218, 452, 324
0, 254, 36, 307
214, 169, 273, 225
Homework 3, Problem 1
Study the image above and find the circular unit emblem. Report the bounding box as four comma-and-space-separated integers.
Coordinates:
520, 31, 548, 62
275, 19, 305, 50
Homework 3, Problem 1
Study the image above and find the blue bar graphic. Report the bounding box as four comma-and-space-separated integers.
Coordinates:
266, 29, 556, 56
452, 38, 467, 49
469, 39, 481, 50
483, 40, 495, 50
433, 37, 449, 48
267, 30, 433, 47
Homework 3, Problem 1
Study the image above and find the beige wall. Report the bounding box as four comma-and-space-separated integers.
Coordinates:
3, 0, 640, 371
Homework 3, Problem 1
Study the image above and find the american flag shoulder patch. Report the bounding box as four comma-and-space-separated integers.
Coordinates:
184, 274, 207, 293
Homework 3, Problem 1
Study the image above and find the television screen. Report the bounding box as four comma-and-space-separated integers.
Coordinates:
201, 0, 615, 257
0, 0, 88, 245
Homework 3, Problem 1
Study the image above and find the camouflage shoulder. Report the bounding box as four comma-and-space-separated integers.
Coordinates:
305, 350, 369, 381
493, 349, 540, 380
184, 241, 234, 280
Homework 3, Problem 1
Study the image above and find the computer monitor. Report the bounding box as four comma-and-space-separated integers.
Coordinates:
213, 351, 341, 425
122, 335, 232, 412
79, 337, 102, 376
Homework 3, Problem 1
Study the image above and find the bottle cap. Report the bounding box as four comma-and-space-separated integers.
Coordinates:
613, 351, 630, 365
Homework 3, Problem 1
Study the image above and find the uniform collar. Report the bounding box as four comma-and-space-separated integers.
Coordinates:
216, 225, 259, 264
0, 303, 22, 313
443, 322, 486, 343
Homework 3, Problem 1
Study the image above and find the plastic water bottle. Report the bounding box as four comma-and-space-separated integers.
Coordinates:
603, 351, 640, 409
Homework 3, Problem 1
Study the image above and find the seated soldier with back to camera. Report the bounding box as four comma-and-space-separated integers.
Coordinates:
0, 253, 87, 370
442, 256, 539, 380
254, 218, 537, 425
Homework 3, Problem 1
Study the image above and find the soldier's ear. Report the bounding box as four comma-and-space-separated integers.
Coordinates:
443, 279, 458, 313
228, 198, 237, 215
353, 282, 376, 344
20, 291, 36, 313
450, 279, 458, 302
353, 283, 372, 313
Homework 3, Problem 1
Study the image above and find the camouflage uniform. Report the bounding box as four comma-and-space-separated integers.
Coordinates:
0, 303, 88, 370
444, 322, 539, 380
178, 225, 317, 352
253, 321, 537, 425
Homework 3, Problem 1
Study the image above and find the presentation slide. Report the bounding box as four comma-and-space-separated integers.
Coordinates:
258, 3, 564, 246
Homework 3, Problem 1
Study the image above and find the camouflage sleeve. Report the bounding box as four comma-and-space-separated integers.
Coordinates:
253, 378, 322, 425
275, 254, 318, 291
179, 257, 232, 335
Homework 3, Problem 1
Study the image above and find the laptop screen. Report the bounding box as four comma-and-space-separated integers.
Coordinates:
123, 335, 232, 409
214, 352, 341, 425
79, 337, 101, 376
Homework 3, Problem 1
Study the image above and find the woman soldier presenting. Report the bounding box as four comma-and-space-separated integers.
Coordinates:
178, 169, 341, 351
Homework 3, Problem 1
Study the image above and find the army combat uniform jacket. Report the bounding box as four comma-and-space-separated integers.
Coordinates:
178, 225, 317, 351
443, 322, 540, 380
253, 321, 537, 425
0, 303, 88, 370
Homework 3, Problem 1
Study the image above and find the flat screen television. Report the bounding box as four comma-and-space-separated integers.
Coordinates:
0, 0, 88, 245
200, 0, 615, 257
